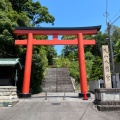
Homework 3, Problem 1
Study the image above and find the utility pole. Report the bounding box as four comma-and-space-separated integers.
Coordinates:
107, 22, 116, 87
106, 0, 120, 87
106, 0, 116, 87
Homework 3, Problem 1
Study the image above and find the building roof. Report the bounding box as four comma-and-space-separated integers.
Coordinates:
0, 58, 22, 70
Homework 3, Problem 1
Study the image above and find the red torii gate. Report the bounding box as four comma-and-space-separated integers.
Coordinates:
14, 26, 101, 98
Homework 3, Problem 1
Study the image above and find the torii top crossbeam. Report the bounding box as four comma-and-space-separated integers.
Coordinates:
14, 25, 101, 45
14, 25, 101, 35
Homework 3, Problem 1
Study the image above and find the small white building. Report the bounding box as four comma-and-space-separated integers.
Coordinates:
88, 79, 104, 93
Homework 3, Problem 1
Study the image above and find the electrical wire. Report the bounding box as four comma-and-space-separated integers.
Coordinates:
110, 10, 120, 23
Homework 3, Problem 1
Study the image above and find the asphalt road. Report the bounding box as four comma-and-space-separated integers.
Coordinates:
0, 93, 120, 120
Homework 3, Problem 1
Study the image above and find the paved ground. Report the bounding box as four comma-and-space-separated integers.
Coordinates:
0, 93, 120, 120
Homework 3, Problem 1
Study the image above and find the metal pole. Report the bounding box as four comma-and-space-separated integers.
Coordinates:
56, 68, 57, 92
63, 88, 66, 100
45, 91, 47, 100
14, 69, 18, 86
107, 22, 116, 87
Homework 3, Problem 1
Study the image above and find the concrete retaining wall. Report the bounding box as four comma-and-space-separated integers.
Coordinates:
95, 88, 120, 103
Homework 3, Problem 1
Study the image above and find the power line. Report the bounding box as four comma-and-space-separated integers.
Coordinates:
110, 10, 120, 22
111, 15, 120, 25
106, 0, 120, 25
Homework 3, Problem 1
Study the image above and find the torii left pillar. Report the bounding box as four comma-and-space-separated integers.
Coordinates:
19, 33, 33, 97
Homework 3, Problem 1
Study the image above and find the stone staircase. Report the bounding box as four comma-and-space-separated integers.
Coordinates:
0, 86, 19, 107
43, 68, 75, 92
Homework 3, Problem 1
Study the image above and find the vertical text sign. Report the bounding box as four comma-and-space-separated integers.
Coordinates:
102, 45, 112, 88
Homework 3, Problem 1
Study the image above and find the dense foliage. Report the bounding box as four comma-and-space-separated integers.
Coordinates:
60, 28, 120, 83
0, 0, 56, 93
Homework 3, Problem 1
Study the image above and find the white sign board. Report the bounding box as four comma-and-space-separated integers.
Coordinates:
102, 45, 112, 88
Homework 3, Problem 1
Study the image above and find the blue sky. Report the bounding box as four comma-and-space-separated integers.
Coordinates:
34, 0, 120, 55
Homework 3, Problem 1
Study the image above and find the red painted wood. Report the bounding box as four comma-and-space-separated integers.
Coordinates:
15, 39, 78, 45
14, 29, 98, 35
15, 39, 95, 45
53, 34, 58, 41
78, 33, 88, 94
83, 40, 95, 45
22, 33, 33, 94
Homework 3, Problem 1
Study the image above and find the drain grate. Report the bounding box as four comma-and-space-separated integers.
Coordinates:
51, 103, 61, 105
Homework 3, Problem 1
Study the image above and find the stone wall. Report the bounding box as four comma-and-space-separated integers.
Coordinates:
0, 86, 18, 107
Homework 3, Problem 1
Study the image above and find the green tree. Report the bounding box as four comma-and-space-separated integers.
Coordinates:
85, 52, 95, 79
54, 57, 70, 68
31, 46, 48, 93
69, 61, 79, 83
61, 32, 106, 82
89, 56, 103, 81
62, 45, 78, 60
91, 31, 108, 56
45, 46, 57, 66
0, 0, 56, 94
114, 39, 120, 62
9, 0, 55, 26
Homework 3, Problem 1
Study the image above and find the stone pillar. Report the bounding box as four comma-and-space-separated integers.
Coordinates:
101, 45, 112, 88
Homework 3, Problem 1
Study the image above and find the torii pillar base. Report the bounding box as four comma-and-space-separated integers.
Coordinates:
19, 93, 31, 98
78, 93, 91, 98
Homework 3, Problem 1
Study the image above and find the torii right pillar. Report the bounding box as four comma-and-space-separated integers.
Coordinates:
78, 33, 95, 97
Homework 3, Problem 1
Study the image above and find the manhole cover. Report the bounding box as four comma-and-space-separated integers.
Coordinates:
51, 103, 61, 105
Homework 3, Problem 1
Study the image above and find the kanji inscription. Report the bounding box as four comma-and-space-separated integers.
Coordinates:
102, 45, 112, 88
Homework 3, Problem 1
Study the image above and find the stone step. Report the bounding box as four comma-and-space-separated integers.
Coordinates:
95, 100, 120, 105
43, 86, 74, 90
44, 81, 72, 84
43, 87, 74, 91
43, 68, 75, 92
46, 74, 70, 77
0, 86, 18, 107
43, 89, 74, 92
0, 88, 17, 92
0, 86, 17, 89
0, 92, 17, 96
97, 105, 120, 111
45, 76, 71, 79
0, 95, 18, 100
44, 84, 73, 87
